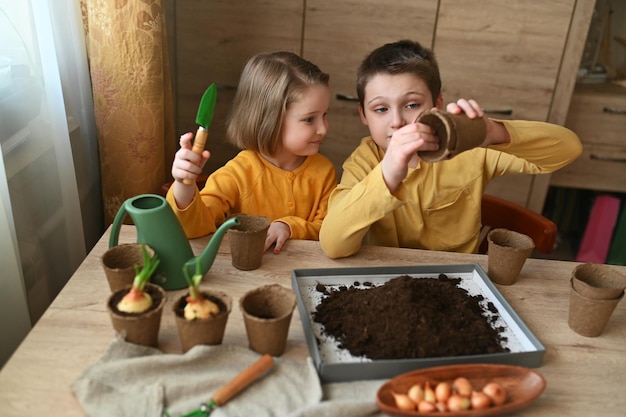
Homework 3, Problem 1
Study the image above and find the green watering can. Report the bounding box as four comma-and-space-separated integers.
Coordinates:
109, 194, 239, 290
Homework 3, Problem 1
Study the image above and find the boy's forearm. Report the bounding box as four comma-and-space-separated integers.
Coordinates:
489, 120, 583, 173
483, 119, 510, 146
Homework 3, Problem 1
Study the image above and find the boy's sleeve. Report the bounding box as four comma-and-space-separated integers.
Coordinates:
320, 162, 405, 259
487, 120, 582, 175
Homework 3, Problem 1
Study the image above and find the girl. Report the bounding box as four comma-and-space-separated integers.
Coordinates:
167, 51, 336, 254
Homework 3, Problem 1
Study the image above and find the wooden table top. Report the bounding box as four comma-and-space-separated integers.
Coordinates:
0, 225, 624, 416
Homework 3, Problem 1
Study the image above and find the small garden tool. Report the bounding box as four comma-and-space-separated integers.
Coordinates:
183, 83, 217, 185
164, 354, 274, 417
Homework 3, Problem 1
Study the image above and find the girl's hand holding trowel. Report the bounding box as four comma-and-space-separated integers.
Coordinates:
170, 83, 218, 209
170, 132, 211, 209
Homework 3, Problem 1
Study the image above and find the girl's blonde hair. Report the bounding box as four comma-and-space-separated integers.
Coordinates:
226, 51, 330, 156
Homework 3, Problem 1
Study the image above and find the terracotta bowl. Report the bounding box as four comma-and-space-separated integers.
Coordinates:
376, 363, 546, 417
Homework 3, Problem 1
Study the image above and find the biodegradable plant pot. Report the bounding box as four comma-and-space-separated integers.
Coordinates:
487, 228, 535, 285
571, 263, 626, 300
239, 284, 296, 356
173, 289, 232, 353
417, 109, 487, 162
568, 278, 624, 337
107, 283, 166, 348
228, 214, 271, 271
101, 244, 154, 293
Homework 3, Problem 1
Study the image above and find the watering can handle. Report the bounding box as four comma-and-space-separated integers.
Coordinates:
108, 203, 128, 248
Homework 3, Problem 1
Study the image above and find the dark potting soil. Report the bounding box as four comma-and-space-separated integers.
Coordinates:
313, 274, 509, 360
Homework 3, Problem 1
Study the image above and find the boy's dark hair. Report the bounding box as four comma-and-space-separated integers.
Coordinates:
356, 39, 441, 108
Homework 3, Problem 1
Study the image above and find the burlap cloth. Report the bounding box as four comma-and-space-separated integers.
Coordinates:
72, 337, 385, 417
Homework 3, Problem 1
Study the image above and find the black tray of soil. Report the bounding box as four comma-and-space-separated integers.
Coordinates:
291, 264, 545, 383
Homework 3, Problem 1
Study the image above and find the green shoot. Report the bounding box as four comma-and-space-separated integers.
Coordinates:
132, 245, 160, 291
182, 257, 219, 320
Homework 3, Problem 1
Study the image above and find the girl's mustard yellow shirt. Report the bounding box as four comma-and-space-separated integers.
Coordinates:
167, 150, 337, 240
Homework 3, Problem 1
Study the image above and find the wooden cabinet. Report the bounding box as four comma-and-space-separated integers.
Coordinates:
433, 0, 586, 208
303, 0, 595, 210
165, 0, 595, 211
550, 83, 626, 192
302, 0, 438, 177
169, 0, 304, 174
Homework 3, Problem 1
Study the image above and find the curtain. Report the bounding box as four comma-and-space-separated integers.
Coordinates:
0, 0, 174, 366
81, 0, 175, 226
0, 0, 101, 366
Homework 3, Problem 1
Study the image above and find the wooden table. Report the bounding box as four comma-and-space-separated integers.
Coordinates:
0, 225, 624, 416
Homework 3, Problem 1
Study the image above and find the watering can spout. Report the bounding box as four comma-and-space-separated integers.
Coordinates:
185, 216, 240, 278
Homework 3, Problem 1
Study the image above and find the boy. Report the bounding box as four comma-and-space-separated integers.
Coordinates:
319, 39, 582, 258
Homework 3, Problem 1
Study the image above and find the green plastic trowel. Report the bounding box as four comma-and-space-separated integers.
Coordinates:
183, 83, 217, 184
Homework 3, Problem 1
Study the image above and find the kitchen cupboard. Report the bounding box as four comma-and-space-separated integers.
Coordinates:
169, 0, 304, 173
302, 0, 438, 177
550, 83, 626, 193
164, 0, 595, 212
434, 0, 586, 208
550, 0, 626, 195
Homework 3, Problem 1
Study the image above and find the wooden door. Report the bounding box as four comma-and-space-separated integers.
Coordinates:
303, 0, 438, 177
433, 0, 576, 206
173, 0, 304, 174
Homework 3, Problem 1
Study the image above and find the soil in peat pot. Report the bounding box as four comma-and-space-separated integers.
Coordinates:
313, 274, 509, 360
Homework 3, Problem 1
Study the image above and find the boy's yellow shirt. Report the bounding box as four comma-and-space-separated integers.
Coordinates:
319, 120, 582, 258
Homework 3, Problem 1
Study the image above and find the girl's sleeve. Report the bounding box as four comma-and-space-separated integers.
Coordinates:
166, 170, 239, 239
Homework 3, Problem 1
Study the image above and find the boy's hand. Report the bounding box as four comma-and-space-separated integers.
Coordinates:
265, 221, 290, 254
446, 99, 508, 146
446, 98, 484, 119
381, 121, 438, 193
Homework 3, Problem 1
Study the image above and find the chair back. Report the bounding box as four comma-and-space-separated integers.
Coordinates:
479, 194, 557, 254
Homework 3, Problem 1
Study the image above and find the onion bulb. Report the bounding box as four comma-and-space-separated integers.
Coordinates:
447, 393, 471, 411
392, 392, 415, 411
418, 400, 438, 412
483, 382, 507, 406
184, 297, 220, 320
471, 390, 492, 409
435, 401, 448, 412
407, 384, 424, 404
435, 381, 452, 403
452, 377, 473, 397
117, 288, 152, 314
424, 382, 436, 403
